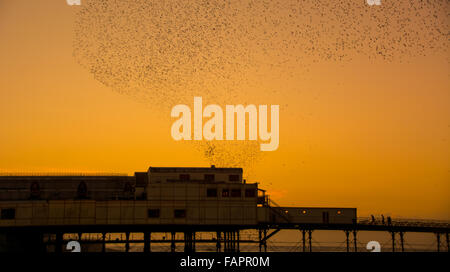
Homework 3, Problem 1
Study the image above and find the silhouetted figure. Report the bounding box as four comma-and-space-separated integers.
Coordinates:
381, 214, 385, 225
371, 215, 376, 224
387, 216, 392, 226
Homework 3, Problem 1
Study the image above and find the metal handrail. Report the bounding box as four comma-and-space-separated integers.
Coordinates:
357, 216, 450, 228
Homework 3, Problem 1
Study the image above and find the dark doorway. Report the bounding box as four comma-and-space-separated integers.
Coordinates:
322, 212, 329, 224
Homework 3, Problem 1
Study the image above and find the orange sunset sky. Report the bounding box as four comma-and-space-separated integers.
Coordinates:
0, 0, 449, 220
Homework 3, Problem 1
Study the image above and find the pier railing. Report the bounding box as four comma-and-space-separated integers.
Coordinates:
357, 217, 450, 228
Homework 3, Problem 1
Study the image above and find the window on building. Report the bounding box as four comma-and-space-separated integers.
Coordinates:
147, 209, 160, 218
180, 174, 190, 181
222, 189, 229, 197
1, 208, 15, 220
205, 174, 215, 182
231, 189, 241, 197
245, 189, 256, 197
207, 188, 217, 197
174, 209, 186, 218
228, 175, 239, 182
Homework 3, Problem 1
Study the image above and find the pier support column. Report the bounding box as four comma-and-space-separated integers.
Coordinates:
231, 231, 235, 252
216, 232, 221, 252
391, 232, 396, 252
171, 232, 176, 252
228, 231, 232, 252
230, 231, 234, 252
436, 233, 441, 252
308, 230, 313, 252
399, 232, 404, 252
344, 230, 350, 252
224, 232, 228, 252
263, 228, 268, 252
352, 230, 357, 252
144, 232, 151, 253
224, 232, 227, 252
228, 232, 232, 252
301, 230, 306, 252
229, 231, 232, 252
223, 232, 226, 252
184, 231, 192, 253
102, 233, 106, 253
125, 232, 130, 252
227, 232, 230, 252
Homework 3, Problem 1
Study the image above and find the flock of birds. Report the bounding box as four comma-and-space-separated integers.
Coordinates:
73, 0, 449, 169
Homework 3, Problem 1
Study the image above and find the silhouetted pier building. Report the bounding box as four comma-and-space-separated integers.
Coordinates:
0, 166, 448, 252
